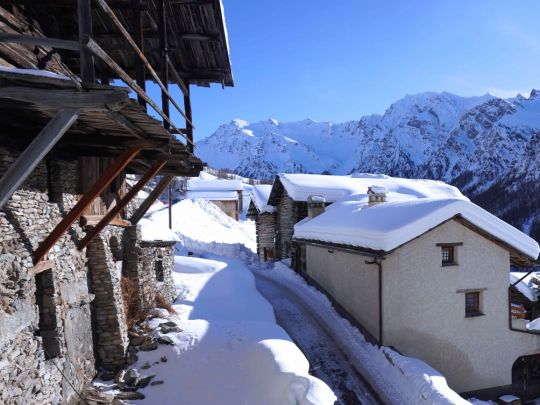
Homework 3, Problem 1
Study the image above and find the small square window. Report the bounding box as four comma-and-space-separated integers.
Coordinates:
465, 291, 482, 317
441, 246, 455, 265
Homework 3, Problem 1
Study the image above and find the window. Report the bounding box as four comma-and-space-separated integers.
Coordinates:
442, 246, 454, 265
155, 261, 164, 282
437, 242, 462, 266
465, 291, 482, 317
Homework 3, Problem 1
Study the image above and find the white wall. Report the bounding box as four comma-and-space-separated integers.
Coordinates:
306, 244, 380, 340
382, 220, 540, 393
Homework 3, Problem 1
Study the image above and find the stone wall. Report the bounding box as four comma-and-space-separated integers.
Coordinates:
123, 225, 177, 312
0, 148, 95, 404
86, 230, 129, 370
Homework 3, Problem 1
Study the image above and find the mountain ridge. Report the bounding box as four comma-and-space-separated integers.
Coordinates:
196, 90, 540, 242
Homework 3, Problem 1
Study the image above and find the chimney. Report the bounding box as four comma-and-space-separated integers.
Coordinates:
307, 195, 326, 218
367, 186, 387, 206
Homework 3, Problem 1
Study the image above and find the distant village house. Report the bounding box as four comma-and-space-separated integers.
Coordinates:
247, 184, 276, 262
186, 178, 244, 220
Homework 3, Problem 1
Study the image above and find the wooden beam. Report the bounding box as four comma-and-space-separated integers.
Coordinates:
83, 37, 193, 146
78, 0, 96, 84
78, 160, 166, 250
80, 215, 131, 227
0, 86, 127, 109
28, 260, 54, 276
0, 109, 79, 209
130, 175, 173, 224
184, 87, 193, 153
0, 33, 80, 51
33, 147, 140, 264
132, 0, 147, 109
167, 55, 189, 97
158, 0, 170, 131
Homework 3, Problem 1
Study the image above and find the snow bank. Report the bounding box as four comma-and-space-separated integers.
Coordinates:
277, 172, 467, 203
250, 184, 274, 213
132, 254, 335, 405
510, 272, 539, 302
148, 199, 256, 252
295, 197, 540, 260
138, 218, 180, 243
255, 262, 469, 405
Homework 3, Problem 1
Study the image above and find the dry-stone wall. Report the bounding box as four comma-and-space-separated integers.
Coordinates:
0, 149, 95, 404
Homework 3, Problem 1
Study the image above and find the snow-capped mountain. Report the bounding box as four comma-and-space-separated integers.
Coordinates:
196, 91, 540, 241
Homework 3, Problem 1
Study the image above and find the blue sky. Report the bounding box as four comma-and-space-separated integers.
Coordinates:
148, 0, 540, 140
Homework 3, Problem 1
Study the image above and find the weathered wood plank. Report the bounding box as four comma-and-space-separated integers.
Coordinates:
0, 33, 80, 51
0, 86, 126, 109
80, 215, 131, 228
0, 108, 79, 209
130, 175, 173, 224
28, 260, 54, 276
33, 147, 140, 264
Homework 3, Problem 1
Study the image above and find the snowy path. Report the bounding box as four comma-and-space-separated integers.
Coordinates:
254, 273, 382, 405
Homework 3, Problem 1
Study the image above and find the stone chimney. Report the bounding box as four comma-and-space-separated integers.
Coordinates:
307, 195, 326, 218
367, 186, 387, 206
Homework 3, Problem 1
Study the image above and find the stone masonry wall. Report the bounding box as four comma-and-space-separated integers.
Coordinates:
123, 225, 177, 312
0, 148, 95, 404
142, 242, 176, 305
86, 229, 129, 370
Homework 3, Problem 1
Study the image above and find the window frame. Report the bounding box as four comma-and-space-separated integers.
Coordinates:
436, 242, 463, 266
464, 291, 483, 317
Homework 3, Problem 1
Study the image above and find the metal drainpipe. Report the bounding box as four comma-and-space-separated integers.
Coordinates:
366, 256, 385, 345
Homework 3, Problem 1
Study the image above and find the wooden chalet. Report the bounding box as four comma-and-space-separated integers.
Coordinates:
0, 1, 233, 403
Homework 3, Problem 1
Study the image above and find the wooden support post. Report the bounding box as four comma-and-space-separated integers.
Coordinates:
132, 0, 147, 109
33, 147, 140, 264
78, 160, 166, 250
0, 109, 79, 209
130, 175, 173, 224
78, 0, 95, 84
28, 260, 55, 277
157, 0, 170, 131
184, 87, 193, 153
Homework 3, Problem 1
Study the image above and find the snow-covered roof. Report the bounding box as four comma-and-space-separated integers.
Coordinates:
510, 272, 539, 302
186, 190, 239, 201
250, 185, 274, 214
187, 178, 243, 192
138, 218, 181, 243
295, 196, 540, 260
270, 173, 466, 204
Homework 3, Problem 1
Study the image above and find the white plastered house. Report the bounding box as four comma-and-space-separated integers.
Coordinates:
294, 188, 540, 399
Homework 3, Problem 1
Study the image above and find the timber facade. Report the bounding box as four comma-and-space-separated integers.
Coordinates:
247, 200, 276, 262
0, 1, 232, 403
